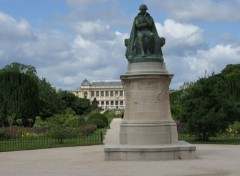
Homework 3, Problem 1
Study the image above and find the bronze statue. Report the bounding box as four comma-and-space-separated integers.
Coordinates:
125, 4, 165, 62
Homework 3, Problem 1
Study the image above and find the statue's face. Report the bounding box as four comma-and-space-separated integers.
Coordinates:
140, 8, 147, 14
139, 4, 147, 14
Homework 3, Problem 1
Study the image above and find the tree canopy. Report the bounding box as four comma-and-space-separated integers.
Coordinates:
171, 64, 240, 140
0, 71, 39, 126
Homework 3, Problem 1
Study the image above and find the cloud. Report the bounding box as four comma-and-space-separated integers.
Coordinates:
167, 44, 240, 89
1, 1, 240, 91
65, 0, 128, 27
152, 19, 240, 89
156, 19, 206, 56
0, 12, 33, 41
147, 0, 240, 22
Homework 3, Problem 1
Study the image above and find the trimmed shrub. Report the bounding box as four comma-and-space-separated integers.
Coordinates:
80, 124, 97, 136
87, 112, 109, 127
87, 118, 106, 128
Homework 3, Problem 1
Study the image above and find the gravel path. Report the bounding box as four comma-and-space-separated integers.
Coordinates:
1, 119, 240, 176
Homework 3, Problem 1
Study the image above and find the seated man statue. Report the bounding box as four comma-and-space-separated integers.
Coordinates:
125, 4, 165, 61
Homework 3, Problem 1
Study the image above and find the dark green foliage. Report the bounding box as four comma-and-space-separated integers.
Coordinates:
38, 78, 62, 119
80, 124, 97, 136
87, 112, 109, 128
170, 89, 185, 120
173, 64, 240, 140
58, 90, 91, 115
1, 62, 38, 82
0, 128, 9, 140
87, 118, 106, 128
91, 97, 99, 110
0, 71, 39, 126
47, 114, 78, 143
88, 112, 109, 125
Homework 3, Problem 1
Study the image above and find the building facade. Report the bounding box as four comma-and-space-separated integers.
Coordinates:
72, 79, 125, 110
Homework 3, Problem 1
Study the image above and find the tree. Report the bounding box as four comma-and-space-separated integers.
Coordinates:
38, 78, 62, 119
170, 89, 184, 121
178, 65, 240, 140
0, 71, 39, 126
91, 98, 99, 110
1, 62, 38, 81
57, 90, 91, 115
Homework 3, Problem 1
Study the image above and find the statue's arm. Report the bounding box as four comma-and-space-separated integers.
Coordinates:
145, 15, 153, 27
135, 16, 153, 29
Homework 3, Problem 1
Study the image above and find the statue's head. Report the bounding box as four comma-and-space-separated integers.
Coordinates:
139, 4, 148, 11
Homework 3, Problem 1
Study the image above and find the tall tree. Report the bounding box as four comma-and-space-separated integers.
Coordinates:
1, 62, 38, 81
0, 71, 39, 126
38, 78, 62, 119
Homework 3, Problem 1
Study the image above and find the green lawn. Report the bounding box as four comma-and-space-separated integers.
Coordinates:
0, 132, 103, 152
179, 133, 240, 144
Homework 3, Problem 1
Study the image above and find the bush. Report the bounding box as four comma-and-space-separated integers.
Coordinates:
77, 116, 87, 127
49, 127, 80, 144
0, 126, 20, 140
87, 118, 106, 128
227, 121, 240, 134
87, 112, 109, 127
0, 128, 9, 140
80, 124, 97, 136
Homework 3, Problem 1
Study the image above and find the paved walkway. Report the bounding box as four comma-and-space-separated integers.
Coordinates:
1, 119, 240, 176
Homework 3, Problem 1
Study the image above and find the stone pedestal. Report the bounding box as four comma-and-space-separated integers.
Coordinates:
104, 61, 196, 160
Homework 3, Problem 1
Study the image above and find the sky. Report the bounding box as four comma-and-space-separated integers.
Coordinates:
1, 0, 240, 90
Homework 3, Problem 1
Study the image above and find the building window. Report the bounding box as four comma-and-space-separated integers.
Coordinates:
106, 101, 109, 105
111, 101, 114, 105
120, 101, 123, 105
115, 101, 119, 105
101, 91, 104, 97
96, 91, 99, 96
105, 91, 109, 96
91, 91, 94, 97
110, 91, 113, 96
115, 91, 118, 96
120, 91, 123, 96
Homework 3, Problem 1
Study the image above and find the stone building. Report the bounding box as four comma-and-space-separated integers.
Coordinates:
72, 79, 125, 110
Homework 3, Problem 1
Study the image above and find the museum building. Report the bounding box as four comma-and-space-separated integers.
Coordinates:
72, 79, 125, 110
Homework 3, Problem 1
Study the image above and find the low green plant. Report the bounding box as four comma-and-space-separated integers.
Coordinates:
87, 112, 109, 128
80, 124, 97, 136
87, 118, 106, 128
227, 121, 240, 134
0, 128, 9, 140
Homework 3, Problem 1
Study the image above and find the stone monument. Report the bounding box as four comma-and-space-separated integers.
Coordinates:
104, 4, 196, 160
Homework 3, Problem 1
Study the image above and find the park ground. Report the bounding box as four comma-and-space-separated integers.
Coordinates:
0, 119, 240, 176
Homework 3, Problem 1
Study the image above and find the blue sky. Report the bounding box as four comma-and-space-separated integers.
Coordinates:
1, 0, 240, 90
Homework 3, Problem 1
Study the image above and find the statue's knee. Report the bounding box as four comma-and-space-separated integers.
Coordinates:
149, 33, 154, 38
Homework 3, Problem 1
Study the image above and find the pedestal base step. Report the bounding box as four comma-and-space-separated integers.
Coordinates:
104, 141, 196, 161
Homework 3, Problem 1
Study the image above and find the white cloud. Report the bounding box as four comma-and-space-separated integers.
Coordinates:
155, 19, 206, 57
0, 12, 33, 40
157, 19, 203, 45
147, 0, 240, 22
1, 1, 240, 91
74, 20, 110, 35
168, 44, 240, 89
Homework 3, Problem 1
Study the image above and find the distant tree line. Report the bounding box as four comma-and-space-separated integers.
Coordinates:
170, 64, 240, 140
0, 62, 91, 127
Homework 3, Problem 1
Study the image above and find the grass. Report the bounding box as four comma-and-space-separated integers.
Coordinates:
179, 133, 240, 144
0, 132, 103, 152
